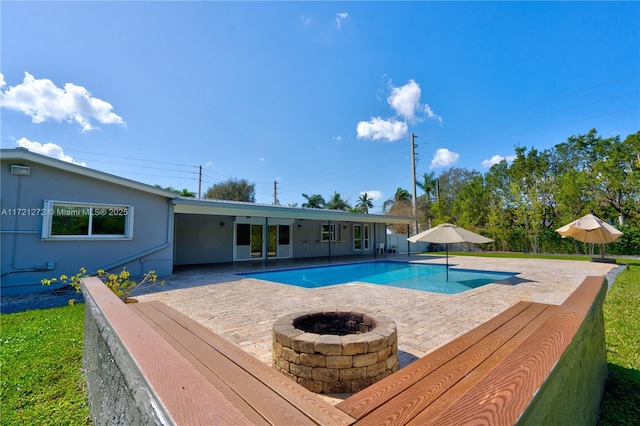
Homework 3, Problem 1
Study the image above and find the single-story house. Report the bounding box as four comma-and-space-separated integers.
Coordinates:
1, 148, 414, 295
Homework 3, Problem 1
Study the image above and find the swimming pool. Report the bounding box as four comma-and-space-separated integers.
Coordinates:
241, 261, 517, 294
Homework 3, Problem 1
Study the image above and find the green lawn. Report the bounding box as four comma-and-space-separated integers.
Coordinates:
1, 303, 90, 425
598, 264, 640, 425
1, 258, 638, 425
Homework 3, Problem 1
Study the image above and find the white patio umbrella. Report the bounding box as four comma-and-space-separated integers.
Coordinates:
408, 223, 493, 281
555, 214, 623, 260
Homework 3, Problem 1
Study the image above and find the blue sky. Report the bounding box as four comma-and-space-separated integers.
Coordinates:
1, 1, 638, 212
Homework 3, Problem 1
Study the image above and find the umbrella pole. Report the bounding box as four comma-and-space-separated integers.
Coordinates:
446, 243, 449, 281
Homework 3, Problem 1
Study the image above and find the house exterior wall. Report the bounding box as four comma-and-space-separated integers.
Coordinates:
292, 219, 386, 258
174, 215, 390, 265
1, 158, 173, 295
174, 214, 234, 265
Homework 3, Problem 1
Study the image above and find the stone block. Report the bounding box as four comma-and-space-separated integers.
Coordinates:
314, 334, 342, 355
386, 355, 399, 371
281, 346, 300, 364
340, 367, 367, 381
365, 334, 388, 352
326, 355, 353, 369
275, 327, 304, 347
377, 346, 392, 362
341, 335, 368, 355
300, 353, 326, 367
290, 363, 313, 379
367, 361, 388, 377
291, 333, 320, 354
353, 352, 378, 368
312, 368, 340, 382
273, 356, 290, 373
298, 378, 323, 393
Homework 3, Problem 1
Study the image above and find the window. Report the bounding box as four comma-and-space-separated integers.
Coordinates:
321, 224, 338, 241
42, 201, 133, 239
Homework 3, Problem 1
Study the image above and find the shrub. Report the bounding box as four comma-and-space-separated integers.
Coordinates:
42, 267, 162, 303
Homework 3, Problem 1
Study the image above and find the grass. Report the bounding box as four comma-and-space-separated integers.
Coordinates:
1, 256, 638, 424
598, 264, 640, 425
0, 303, 90, 425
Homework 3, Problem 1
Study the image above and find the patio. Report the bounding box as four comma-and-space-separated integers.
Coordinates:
136, 254, 618, 372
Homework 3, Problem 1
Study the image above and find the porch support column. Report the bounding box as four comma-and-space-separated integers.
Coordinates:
328, 220, 332, 262
373, 223, 377, 259
264, 217, 269, 268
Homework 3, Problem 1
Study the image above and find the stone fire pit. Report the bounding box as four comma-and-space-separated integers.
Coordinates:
272, 310, 399, 393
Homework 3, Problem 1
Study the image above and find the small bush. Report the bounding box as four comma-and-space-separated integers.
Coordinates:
42, 267, 162, 303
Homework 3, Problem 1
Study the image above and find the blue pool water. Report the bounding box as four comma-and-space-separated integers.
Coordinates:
241, 261, 517, 294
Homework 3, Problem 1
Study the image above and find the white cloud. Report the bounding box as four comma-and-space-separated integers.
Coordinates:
0, 72, 125, 132
424, 104, 443, 124
430, 148, 459, 169
16, 137, 86, 166
336, 12, 349, 29
481, 154, 516, 168
332, 136, 342, 142
356, 117, 408, 142
387, 79, 442, 124
361, 190, 383, 201
357, 79, 442, 143
387, 80, 422, 122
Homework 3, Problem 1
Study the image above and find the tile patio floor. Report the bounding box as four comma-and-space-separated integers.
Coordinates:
136, 254, 618, 371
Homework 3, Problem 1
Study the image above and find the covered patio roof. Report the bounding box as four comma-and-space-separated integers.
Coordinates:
172, 198, 415, 225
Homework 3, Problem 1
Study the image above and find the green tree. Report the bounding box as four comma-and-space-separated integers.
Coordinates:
485, 160, 516, 251
204, 178, 256, 202
155, 185, 195, 197
179, 188, 196, 198
355, 193, 374, 214
508, 146, 552, 254
301, 193, 325, 209
326, 192, 351, 211
416, 172, 437, 228
430, 168, 481, 225
451, 174, 489, 231
592, 131, 640, 225
384, 188, 413, 234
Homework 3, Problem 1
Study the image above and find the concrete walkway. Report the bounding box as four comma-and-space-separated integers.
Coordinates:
136, 255, 617, 370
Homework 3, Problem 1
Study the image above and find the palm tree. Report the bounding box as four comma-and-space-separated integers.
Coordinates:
383, 187, 411, 213
179, 188, 196, 198
355, 193, 374, 214
326, 192, 351, 211
416, 172, 437, 228
416, 172, 437, 200
301, 193, 326, 209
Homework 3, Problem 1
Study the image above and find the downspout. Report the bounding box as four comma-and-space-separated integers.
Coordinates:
92, 201, 174, 275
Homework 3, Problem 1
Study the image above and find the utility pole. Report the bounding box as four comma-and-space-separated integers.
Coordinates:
273, 181, 278, 205
198, 165, 202, 199
410, 133, 418, 234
